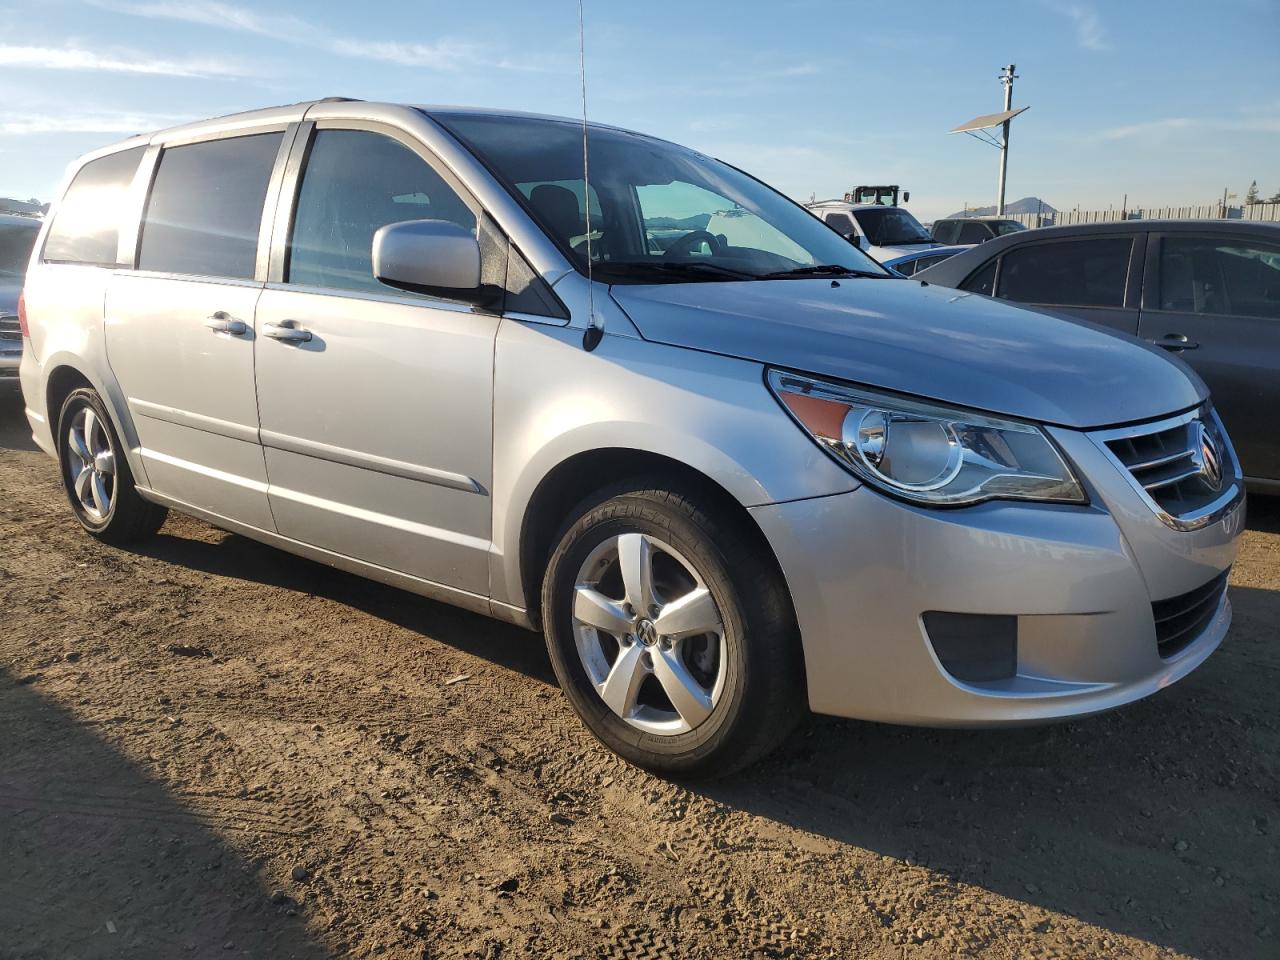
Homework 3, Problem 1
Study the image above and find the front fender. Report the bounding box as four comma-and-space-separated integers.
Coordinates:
489, 321, 856, 609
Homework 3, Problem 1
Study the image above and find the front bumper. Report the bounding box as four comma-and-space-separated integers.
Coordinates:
751, 426, 1243, 726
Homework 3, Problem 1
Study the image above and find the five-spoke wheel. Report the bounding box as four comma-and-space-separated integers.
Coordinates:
65, 405, 116, 521
56, 387, 167, 543
542, 480, 805, 778
573, 532, 725, 735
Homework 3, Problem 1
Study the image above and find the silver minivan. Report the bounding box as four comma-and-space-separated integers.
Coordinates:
19, 100, 1244, 776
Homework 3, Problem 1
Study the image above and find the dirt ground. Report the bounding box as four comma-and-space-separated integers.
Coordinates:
0, 392, 1276, 960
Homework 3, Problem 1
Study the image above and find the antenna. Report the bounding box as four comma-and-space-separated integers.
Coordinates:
578, 0, 602, 351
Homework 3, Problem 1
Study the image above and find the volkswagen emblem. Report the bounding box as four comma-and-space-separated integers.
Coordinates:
1191, 421, 1224, 491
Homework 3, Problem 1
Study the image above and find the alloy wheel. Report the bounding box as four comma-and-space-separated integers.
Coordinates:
571, 532, 726, 735
66, 406, 116, 521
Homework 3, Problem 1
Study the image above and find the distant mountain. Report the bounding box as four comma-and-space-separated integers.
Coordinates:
945, 197, 1056, 219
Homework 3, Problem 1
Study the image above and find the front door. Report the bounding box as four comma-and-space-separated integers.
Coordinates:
105, 130, 287, 529
253, 124, 498, 595
1139, 231, 1280, 482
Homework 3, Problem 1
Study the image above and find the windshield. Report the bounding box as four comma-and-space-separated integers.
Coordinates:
992, 219, 1027, 236
434, 112, 889, 283
0, 220, 40, 278
852, 207, 932, 246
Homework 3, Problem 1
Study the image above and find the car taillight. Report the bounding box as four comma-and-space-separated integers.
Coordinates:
17, 290, 28, 338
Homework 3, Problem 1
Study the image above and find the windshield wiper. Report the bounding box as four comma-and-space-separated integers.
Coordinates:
761, 264, 889, 279
596, 260, 762, 282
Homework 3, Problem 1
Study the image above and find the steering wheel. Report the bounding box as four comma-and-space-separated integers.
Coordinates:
664, 229, 724, 258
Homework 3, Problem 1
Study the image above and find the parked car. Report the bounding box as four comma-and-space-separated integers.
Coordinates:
931, 217, 1027, 245
915, 220, 1280, 491
20, 101, 1242, 776
0, 213, 41, 389
882, 244, 969, 277
805, 199, 942, 261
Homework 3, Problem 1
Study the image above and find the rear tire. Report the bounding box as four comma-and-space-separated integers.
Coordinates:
541, 478, 805, 778
56, 387, 167, 545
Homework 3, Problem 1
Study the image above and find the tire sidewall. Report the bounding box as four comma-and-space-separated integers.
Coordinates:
542, 492, 756, 769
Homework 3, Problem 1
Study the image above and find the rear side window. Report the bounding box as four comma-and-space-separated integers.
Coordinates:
997, 237, 1132, 308
139, 132, 283, 280
43, 146, 145, 266
824, 213, 856, 237
932, 221, 959, 244
287, 129, 477, 295
957, 222, 991, 245
1158, 236, 1280, 320
961, 259, 997, 296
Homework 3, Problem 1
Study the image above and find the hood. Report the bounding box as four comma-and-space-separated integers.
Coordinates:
609, 278, 1206, 429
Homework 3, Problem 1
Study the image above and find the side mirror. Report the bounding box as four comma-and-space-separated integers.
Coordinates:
847, 233, 868, 250
902, 191, 910, 203
372, 219, 484, 302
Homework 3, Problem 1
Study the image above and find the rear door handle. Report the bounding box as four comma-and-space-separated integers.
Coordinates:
1149, 333, 1199, 351
205, 311, 247, 336
262, 321, 313, 344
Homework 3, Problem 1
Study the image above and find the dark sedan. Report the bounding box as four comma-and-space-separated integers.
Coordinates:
916, 220, 1280, 491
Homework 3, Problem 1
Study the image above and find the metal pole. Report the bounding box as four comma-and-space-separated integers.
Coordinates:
996, 64, 1016, 215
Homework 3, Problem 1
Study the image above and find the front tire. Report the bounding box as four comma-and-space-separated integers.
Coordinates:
541, 480, 805, 778
57, 387, 167, 544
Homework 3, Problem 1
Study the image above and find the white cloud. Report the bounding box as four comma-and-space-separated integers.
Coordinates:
0, 108, 195, 135
1045, 2, 1110, 51
0, 42, 255, 77
1097, 113, 1280, 140
1098, 117, 1196, 140
88, 0, 562, 72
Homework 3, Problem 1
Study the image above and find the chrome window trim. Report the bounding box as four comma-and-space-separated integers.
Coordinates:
1088, 406, 1244, 532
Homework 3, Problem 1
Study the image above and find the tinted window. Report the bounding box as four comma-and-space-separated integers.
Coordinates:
43, 147, 144, 266
0, 220, 40, 278
288, 129, 476, 295
824, 213, 856, 236
997, 237, 1132, 307
1158, 236, 1280, 320
853, 207, 932, 246
932, 221, 960, 244
139, 133, 283, 279
912, 253, 952, 273
962, 259, 997, 296
957, 222, 991, 245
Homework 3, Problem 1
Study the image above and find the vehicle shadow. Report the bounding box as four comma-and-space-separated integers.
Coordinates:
1246, 490, 1280, 533
0, 666, 335, 960
694, 580, 1279, 960
0, 391, 37, 452
131, 523, 558, 687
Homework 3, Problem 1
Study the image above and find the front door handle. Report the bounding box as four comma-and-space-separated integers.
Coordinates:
1149, 333, 1199, 352
262, 321, 313, 344
205, 311, 248, 336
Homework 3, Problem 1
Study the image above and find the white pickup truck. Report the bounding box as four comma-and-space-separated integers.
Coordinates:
805, 195, 943, 262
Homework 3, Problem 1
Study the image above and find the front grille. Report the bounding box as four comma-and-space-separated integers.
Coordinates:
1152, 570, 1229, 657
1100, 409, 1233, 522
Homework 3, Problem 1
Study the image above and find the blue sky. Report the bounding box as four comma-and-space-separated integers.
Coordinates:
1, 0, 1277, 221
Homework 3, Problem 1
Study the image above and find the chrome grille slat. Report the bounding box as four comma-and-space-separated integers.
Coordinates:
1142, 463, 1204, 492
1094, 407, 1239, 529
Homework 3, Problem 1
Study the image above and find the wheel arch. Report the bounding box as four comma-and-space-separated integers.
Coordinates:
515, 446, 799, 636
40, 355, 148, 484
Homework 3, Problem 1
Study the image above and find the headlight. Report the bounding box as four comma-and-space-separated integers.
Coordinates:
768, 369, 1086, 506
